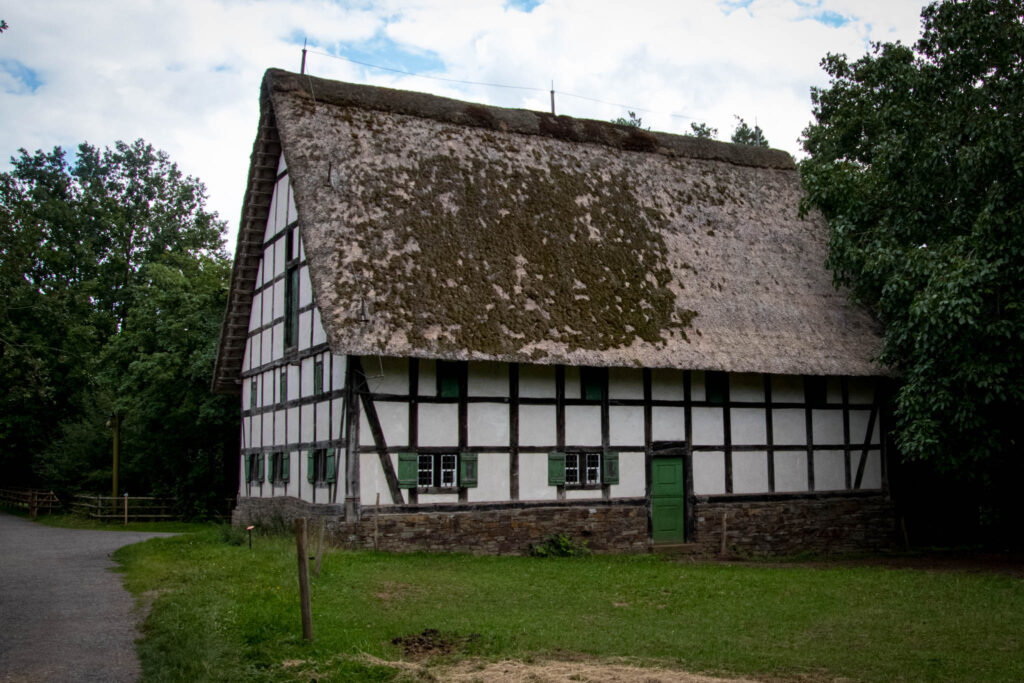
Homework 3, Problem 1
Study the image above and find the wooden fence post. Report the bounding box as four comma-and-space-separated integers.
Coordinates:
295, 518, 313, 641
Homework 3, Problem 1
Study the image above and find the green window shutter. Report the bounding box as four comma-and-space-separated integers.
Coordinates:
325, 449, 337, 483
281, 453, 290, 483
257, 454, 265, 483
548, 451, 566, 486
459, 452, 478, 488
397, 452, 418, 488
314, 359, 323, 395
306, 451, 315, 484
602, 451, 619, 485
250, 379, 258, 409
245, 454, 252, 482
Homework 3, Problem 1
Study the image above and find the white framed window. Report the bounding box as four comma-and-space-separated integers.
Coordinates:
399, 452, 478, 490
548, 451, 619, 487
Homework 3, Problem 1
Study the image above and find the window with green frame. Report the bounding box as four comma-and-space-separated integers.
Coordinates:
306, 448, 337, 486
246, 453, 264, 484
270, 452, 290, 484
547, 451, 618, 487
397, 452, 477, 489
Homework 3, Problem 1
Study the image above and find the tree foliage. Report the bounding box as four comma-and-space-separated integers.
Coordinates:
689, 122, 718, 139
0, 140, 237, 512
611, 111, 649, 129
730, 116, 768, 147
800, 0, 1024, 492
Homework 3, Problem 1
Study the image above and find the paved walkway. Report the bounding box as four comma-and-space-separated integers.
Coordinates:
0, 512, 176, 682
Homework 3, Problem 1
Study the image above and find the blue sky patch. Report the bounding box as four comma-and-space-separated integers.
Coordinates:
813, 10, 850, 28
288, 30, 446, 78
719, 0, 754, 14
1, 59, 42, 94
506, 0, 542, 11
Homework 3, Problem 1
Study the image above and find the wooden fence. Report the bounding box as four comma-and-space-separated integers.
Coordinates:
0, 488, 61, 518
70, 494, 235, 522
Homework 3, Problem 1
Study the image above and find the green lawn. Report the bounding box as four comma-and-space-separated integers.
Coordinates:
113, 528, 1024, 682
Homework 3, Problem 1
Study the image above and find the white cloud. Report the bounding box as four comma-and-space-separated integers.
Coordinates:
1, 0, 926, 248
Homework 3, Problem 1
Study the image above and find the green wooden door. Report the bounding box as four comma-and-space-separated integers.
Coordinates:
651, 456, 685, 543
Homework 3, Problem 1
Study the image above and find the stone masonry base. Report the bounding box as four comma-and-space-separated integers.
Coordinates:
233, 492, 895, 555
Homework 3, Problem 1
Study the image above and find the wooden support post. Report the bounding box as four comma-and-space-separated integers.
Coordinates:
295, 518, 313, 641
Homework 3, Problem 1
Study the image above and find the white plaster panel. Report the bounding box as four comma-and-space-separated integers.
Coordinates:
857, 450, 882, 489
312, 307, 327, 346
242, 416, 252, 447
467, 452, 508, 503
812, 409, 845, 446
610, 451, 644, 498
519, 405, 556, 447
519, 452, 557, 500
848, 377, 875, 404
564, 366, 581, 398
300, 404, 314, 443
849, 410, 881, 445
242, 340, 251, 373
565, 405, 601, 446
650, 369, 685, 401
418, 360, 437, 396
690, 371, 706, 402
273, 237, 285, 278
418, 403, 458, 447
565, 488, 602, 500
286, 182, 298, 224
298, 311, 312, 351
299, 265, 312, 307
418, 492, 459, 504
730, 373, 764, 402
272, 368, 281, 404
286, 406, 299, 444
359, 452, 382, 506
277, 153, 287, 174
691, 407, 724, 445
468, 403, 509, 447
693, 451, 725, 494
732, 451, 769, 493
274, 410, 286, 446
315, 401, 330, 442
248, 334, 261, 370
322, 355, 333, 393
772, 409, 806, 445
332, 355, 347, 392
300, 357, 313, 398
331, 399, 343, 441
609, 406, 643, 446
368, 401, 407, 448
262, 285, 273, 326
518, 364, 555, 398
286, 364, 299, 403
272, 279, 284, 320
251, 288, 263, 327
608, 367, 643, 400
826, 377, 843, 404
774, 450, 808, 492
271, 323, 283, 361
651, 406, 686, 441
243, 377, 253, 411
468, 361, 508, 397
262, 412, 273, 446
275, 176, 288, 231
250, 414, 262, 448
731, 408, 767, 445
771, 375, 804, 403
814, 450, 847, 491
264, 190, 279, 243
262, 370, 273, 406
261, 329, 272, 366
362, 356, 406, 395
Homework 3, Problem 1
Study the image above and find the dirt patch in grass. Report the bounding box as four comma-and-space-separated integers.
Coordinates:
361, 655, 763, 682
375, 580, 420, 602
391, 629, 481, 659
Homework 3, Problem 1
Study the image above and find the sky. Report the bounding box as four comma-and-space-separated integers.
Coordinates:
1, 0, 927, 250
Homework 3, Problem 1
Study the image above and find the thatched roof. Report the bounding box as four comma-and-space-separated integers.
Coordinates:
212, 68, 884, 393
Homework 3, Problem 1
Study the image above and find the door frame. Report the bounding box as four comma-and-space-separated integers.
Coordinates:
649, 440, 693, 542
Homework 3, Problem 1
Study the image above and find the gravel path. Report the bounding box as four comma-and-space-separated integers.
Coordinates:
0, 512, 176, 682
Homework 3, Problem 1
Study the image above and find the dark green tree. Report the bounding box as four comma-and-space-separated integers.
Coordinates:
689, 122, 718, 139
800, 0, 1024, 531
730, 116, 768, 146
0, 140, 237, 512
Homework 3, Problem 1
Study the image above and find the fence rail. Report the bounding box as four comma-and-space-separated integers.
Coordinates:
70, 494, 234, 522
0, 488, 61, 518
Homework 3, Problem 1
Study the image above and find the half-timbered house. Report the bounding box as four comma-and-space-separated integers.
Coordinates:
214, 68, 895, 554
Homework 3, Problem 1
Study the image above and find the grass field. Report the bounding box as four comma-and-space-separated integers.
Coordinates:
111, 527, 1024, 682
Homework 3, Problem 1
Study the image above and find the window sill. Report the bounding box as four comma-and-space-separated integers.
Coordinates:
413, 486, 463, 494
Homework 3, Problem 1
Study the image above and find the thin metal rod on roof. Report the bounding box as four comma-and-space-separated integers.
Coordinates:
550, 81, 555, 115
301, 38, 307, 75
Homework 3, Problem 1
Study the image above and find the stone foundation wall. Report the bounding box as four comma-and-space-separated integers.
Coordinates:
693, 492, 897, 555
233, 496, 649, 555
233, 492, 896, 555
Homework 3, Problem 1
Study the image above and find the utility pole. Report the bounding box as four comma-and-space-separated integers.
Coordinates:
550, 81, 555, 115
301, 38, 307, 75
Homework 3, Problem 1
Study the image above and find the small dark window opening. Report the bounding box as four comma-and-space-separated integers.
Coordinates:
270, 452, 289, 483
436, 360, 465, 398
705, 371, 728, 405
250, 377, 258, 410
804, 376, 827, 406
284, 266, 299, 348
417, 453, 458, 488
314, 358, 324, 395
580, 366, 606, 401
285, 226, 295, 263
279, 369, 287, 404
247, 453, 262, 483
